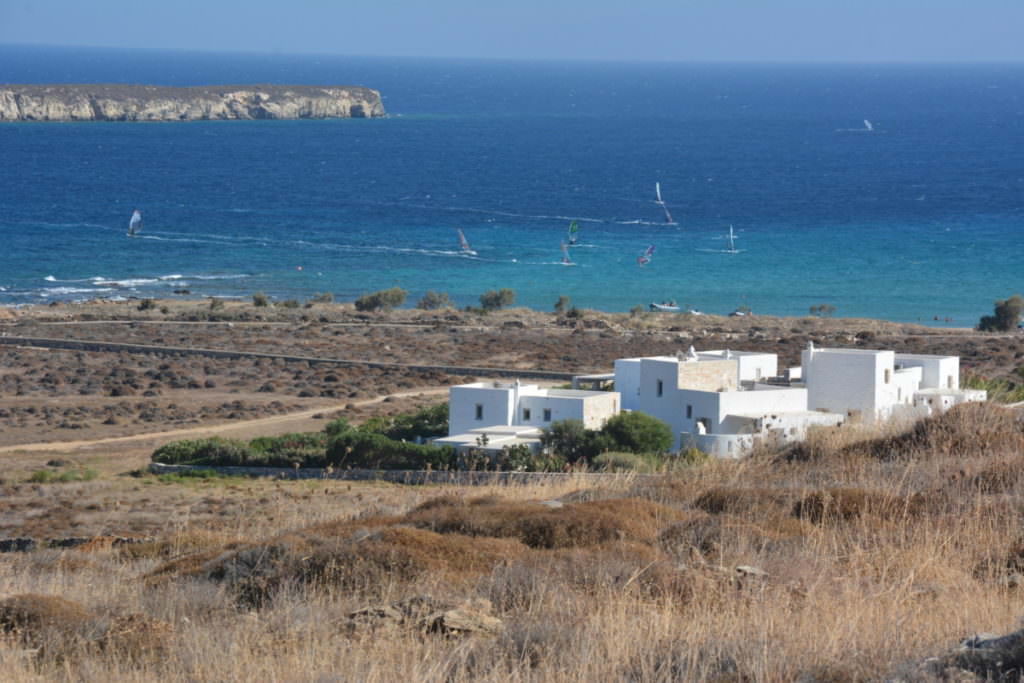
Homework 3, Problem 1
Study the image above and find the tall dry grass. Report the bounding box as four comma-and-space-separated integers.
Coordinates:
1, 403, 1023, 681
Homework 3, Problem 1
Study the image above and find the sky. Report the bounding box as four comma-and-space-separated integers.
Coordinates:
1, 0, 1022, 63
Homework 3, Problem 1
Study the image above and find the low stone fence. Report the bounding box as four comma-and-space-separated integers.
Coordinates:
148, 462, 647, 485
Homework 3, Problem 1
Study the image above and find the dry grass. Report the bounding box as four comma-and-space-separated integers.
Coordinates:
3, 404, 1024, 680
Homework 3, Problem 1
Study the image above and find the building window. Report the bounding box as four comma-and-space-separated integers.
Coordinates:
947, 375, 954, 388
897, 388, 902, 402
884, 369, 891, 384
475, 404, 483, 420
523, 408, 531, 421
543, 408, 552, 422
686, 404, 693, 419
656, 379, 663, 397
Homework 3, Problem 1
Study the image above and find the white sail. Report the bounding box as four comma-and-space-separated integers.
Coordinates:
726, 225, 738, 253
654, 183, 675, 224
456, 228, 476, 255
560, 241, 573, 265
128, 210, 142, 237
863, 119, 874, 131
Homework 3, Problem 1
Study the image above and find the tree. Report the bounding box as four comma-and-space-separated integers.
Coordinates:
554, 295, 571, 314
979, 294, 1024, 332
540, 419, 607, 464
355, 287, 407, 312
809, 303, 836, 317
417, 290, 453, 310
252, 292, 269, 307
600, 411, 673, 454
479, 288, 515, 311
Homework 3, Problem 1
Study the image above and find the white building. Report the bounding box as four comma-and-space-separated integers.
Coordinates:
615, 348, 843, 458
438, 346, 985, 460
800, 344, 986, 423
437, 380, 619, 454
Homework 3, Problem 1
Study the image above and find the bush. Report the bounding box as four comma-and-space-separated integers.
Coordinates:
540, 419, 609, 464
979, 294, 1024, 332
138, 298, 156, 311
498, 444, 566, 472
278, 299, 300, 309
809, 303, 837, 317
308, 292, 334, 304
554, 295, 571, 314
601, 412, 673, 454
151, 437, 256, 466
249, 432, 328, 467
629, 305, 646, 317
479, 288, 515, 311
252, 292, 269, 307
417, 290, 453, 310
326, 431, 455, 470
324, 417, 353, 438
358, 404, 449, 442
28, 468, 99, 483
208, 297, 224, 311
355, 287, 407, 312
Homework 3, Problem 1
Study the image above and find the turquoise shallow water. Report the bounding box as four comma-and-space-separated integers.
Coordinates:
0, 47, 1022, 324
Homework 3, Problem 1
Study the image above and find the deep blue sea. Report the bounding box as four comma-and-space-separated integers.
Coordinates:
1, 45, 1022, 324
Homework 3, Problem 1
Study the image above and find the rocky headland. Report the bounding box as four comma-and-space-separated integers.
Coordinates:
0, 84, 385, 121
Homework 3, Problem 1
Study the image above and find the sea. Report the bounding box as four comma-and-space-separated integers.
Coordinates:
1, 45, 1022, 325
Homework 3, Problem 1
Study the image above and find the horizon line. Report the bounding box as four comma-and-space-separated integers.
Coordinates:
3, 41, 1024, 67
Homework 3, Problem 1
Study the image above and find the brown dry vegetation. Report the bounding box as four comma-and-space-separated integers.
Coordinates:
1, 403, 1023, 680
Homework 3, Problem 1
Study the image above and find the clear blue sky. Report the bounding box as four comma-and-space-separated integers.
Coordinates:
2, 0, 1022, 62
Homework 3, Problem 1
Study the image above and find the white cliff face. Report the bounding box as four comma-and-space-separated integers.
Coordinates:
0, 85, 385, 122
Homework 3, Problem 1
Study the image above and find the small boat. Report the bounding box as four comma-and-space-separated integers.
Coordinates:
649, 301, 680, 312
637, 244, 655, 266
725, 225, 739, 254
655, 182, 675, 224
567, 220, 579, 246
560, 241, 574, 266
127, 209, 142, 237
456, 228, 477, 256
863, 119, 874, 132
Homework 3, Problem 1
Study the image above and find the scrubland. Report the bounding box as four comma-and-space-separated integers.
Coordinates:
2, 402, 1024, 681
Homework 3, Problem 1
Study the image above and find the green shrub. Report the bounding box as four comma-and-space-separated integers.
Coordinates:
417, 290, 453, 310
138, 298, 156, 311
308, 292, 334, 304
479, 288, 515, 311
27, 468, 98, 484
324, 417, 353, 438
554, 295, 571, 314
355, 287, 407, 312
601, 412, 673, 454
540, 419, 609, 464
252, 292, 269, 307
326, 431, 455, 470
278, 299, 301, 309
249, 432, 328, 467
498, 444, 567, 472
630, 305, 646, 317
358, 404, 448, 442
151, 437, 257, 466
979, 294, 1024, 332
209, 297, 224, 311
962, 373, 1024, 404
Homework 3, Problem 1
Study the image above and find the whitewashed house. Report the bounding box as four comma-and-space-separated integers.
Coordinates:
436, 380, 619, 455
615, 348, 843, 458
800, 344, 986, 422
438, 346, 985, 460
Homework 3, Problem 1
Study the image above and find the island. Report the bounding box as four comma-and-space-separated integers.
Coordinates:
0, 84, 385, 121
